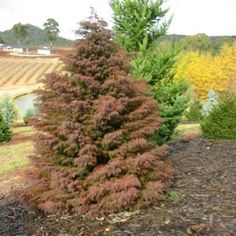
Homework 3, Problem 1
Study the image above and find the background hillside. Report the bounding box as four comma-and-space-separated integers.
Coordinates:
0, 24, 235, 50
158, 34, 236, 43
157, 34, 236, 53
0, 24, 73, 47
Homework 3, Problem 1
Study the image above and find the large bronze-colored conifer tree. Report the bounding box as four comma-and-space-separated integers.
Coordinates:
24, 14, 172, 216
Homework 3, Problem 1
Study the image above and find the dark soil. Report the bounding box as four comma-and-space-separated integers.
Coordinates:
1, 134, 235, 236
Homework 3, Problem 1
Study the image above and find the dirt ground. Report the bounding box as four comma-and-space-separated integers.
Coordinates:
0, 133, 235, 236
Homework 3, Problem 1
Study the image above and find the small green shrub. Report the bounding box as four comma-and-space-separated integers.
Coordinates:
0, 112, 12, 142
201, 92, 236, 140
23, 107, 37, 125
0, 96, 18, 125
184, 99, 203, 122
153, 79, 190, 144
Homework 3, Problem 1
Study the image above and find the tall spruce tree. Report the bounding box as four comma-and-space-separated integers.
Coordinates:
23, 14, 172, 217
111, 0, 189, 144
110, 0, 170, 51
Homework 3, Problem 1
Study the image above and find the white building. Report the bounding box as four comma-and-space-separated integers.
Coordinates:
12, 47, 24, 53
3, 45, 13, 51
37, 47, 51, 55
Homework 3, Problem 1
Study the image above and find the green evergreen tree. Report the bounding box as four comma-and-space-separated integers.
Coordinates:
0, 96, 18, 126
111, 1, 189, 144
132, 46, 190, 143
0, 112, 12, 142
201, 92, 236, 140
184, 99, 203, 122
153, 78, 189, 144
110, 0, 170, 52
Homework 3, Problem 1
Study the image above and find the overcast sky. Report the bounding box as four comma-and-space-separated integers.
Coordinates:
0, 0, 235, 39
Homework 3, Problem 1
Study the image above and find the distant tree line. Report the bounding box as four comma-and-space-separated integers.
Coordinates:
0, 18, 64, 47
12, 19, 60, 47
158, 33, 235, 54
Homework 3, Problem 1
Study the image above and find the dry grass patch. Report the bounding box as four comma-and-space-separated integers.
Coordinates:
0, 126, 35, 176
173, 123, 201, 140
0, 141, 32, 176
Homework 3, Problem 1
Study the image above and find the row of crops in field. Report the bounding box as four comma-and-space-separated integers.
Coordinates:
0, 57, 60, 88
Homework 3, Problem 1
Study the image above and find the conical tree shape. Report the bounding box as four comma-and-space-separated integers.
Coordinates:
23, 15, 172, 216
0, 112, 12, 142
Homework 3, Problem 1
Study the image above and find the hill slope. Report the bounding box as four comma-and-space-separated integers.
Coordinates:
0, 24, 73, 47
158, 34, 236, 43
1, 25, 235, 48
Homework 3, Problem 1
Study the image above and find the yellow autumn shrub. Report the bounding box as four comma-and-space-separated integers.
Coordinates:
175, 43, 236, 100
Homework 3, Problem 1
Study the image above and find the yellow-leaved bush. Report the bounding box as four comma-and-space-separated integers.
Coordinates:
175, 43, 236, 100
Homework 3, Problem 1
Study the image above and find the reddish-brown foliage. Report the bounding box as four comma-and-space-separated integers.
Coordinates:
22, 14, 173, 217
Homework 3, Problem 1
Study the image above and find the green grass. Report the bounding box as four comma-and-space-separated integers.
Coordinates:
172, 123, 201, 140
13, 126, 36, 137
0, 141, 33, 175
0, 124, 201, 176
0, 126, 35, 176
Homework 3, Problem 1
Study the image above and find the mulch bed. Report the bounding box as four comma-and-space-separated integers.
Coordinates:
0, 134, 235, 236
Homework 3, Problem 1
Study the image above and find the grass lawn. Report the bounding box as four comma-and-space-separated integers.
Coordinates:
0, 126, 34, 176
13, 126, 36, 137
172, 123, 201, 140
0, 124, 200, 176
